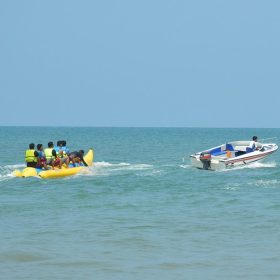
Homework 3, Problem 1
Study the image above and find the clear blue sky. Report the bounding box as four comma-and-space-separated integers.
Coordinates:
0, 1, 279, 127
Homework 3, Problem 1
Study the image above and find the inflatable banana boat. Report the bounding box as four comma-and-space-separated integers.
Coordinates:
13, 149, 94, 179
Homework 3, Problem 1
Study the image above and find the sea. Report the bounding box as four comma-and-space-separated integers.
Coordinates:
1, 127, 280, 280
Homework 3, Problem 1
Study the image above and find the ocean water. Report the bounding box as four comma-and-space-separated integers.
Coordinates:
1, 127, 280, 280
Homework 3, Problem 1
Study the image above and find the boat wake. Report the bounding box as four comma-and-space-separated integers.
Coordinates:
245, 161, 277, 169
0, 164, 25, 182
1, 160, 276, 181
219, 161, 277, 172
0, 162, 159, 181
84, 161, 154, 176
179, 164, 192, 169
224, 178, 280, 190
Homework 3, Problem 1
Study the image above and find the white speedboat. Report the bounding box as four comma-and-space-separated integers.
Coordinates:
190, 141, 278, 170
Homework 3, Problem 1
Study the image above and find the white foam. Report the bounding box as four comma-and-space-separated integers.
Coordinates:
248, 179, 280, 188
224, 185, 240, 191
247, 161, 277, 168
78, 161, 154, 177
0, 173, 14, 182
5, 164, 25, 169
0, 164, 24, 181
120, 164, 153, 170
219, 161, 277, 172
93, 161, 130, 168
94, 162, 152, 170
179, 164, 192, 169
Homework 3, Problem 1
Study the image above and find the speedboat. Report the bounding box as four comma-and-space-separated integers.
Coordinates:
190, 141, 278, 171
13, 149, 94, 178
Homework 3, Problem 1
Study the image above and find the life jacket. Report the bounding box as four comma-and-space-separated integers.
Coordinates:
25, 149, 37, 163
62, 146, 69, 155
44, 148, 54, 160
54, 146, 63, 158
55, 147, 68, 158
57, 147, 68, 158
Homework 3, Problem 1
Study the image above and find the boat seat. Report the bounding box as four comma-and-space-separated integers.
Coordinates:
225, 143, 235, 151
234, 146, 247, 152
210, 143, 234, 156
234, 146, 254, 153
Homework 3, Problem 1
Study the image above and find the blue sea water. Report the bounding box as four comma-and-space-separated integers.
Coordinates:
1, 127, 280, 280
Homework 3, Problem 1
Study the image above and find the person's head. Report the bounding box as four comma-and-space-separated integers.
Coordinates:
62, 140, 66, 147
57, 140, 62, 147
48, 141, 54, 148
252, 136, 258, 141
29, 143, 35, 149
79, 150, 85, 155
37, 144, 43, 151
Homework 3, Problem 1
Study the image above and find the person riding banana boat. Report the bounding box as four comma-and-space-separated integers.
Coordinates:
54, 140, 70, 168
44, 142, 56, 167
44, 141, 65, 169
36, 144, 48, 170
25, 143, 38, 168
68, 150, 88, 167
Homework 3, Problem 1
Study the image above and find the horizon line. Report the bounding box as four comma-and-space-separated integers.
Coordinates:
0, 125, 279, 129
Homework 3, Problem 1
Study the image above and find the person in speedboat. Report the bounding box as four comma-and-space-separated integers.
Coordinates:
235, 136, 262, 156
248, 136, 262, 151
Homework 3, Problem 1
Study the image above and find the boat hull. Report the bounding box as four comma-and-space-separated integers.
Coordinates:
14, 149, 94, 178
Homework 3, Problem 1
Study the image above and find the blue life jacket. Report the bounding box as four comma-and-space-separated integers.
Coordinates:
62, 146, 70, 154
54, 146, 61, 153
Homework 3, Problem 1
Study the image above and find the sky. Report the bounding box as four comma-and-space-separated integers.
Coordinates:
0, 0, 279, 127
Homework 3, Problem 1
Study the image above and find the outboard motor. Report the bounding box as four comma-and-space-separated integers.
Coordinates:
199, 152, 211, 170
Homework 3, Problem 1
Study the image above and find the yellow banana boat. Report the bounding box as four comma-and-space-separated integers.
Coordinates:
13, 149, 94, 179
